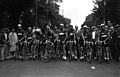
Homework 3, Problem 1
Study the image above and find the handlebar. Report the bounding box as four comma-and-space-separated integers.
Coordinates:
43, 40, 54, 46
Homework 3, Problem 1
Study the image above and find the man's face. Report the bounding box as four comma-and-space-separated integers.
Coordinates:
12, 28, 15, 32
75, 27, 78, 30
18, 26, 22, 29
28, 29, 32, 32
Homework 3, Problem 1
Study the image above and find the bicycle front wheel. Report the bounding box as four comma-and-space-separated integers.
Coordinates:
86, 47, 93, 63
41, 50, 50, 63
97, 47, 102, 64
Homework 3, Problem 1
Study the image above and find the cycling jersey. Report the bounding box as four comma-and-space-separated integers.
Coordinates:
17, 29, 25, 41
67, 28, 75, 41
83, 31, 90, 41
99, 30, 108, 41
45, 29, 55, 43
34, 31, 41, 40
58, 30, 67, 41
117, 30, 120, 38
26, 31, 33, 43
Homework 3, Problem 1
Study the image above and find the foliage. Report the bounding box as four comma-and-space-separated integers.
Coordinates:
0, 0, 71, 30
84, 0, 120, 28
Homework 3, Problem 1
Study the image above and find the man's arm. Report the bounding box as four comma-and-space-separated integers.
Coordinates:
64, 32, 68, 43
104, 32, 111, 42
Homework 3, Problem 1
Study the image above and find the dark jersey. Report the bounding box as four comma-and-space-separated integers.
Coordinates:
34, 31, 41, 40
68, 28, 75, 41
83, 31, 90, 41
99, 30, 108, 41
17, 29, 25, 40
58, 30, 67, 41
45, 30, 55, 43
117, 30, 120, 38
26, 31, 33, 42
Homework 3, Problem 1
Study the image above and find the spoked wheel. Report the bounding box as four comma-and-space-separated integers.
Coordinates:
98, 54, 102, 64
68, 51, 72, 62
42, 55, 50, 63
79, 47, 84, 61
74, 50, 78, 61
54, 50, 59, 61
106, 47, 110, 64
54, 53, 57, 61
86, 48, 93, 63
42, 49, 50, 63
21, 47, 27, 62
97, 47, 102, 64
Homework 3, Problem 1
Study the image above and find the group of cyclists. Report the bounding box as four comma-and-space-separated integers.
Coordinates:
1, 21, 120, 63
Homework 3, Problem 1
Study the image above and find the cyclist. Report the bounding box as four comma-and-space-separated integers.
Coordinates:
17, 24, 26, 58
76, 27, 85, 60
54, 26, 60, 53
75, 26, 79, 55
116, 24, 120, 61
81, 25, 91, 60
91, 26, 99, 59
17, 24, 26, 41
32, 28, 41, 59
26, 27, 34, 58
67, 25, 77, 60
57, 24, 67, 60
99, 25, 111, 61
26, 27, 34, 42
45, 25, 56, 43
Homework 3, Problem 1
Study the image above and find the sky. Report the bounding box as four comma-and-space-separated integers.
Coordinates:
59, 0, 94, 28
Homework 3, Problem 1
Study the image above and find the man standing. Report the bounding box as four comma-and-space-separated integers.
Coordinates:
9, 28, 18, 59
91, 26, 99, 59
116, 24, 120, 61
0, 29, 6, 61
3, 28, 9, 60
17, 24, 26, 58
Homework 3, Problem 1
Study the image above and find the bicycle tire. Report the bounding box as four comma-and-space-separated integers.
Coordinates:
42, 48, 50, 63
87, 47, 92, 63
68, 51, 72, 62
42, 55, 50, 63
79, 47, 84, 61
98, 47, 102, 64
22, 46, 28, 61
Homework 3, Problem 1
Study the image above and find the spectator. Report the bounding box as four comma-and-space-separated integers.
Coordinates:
9, 28, 18, 59
3, 28, 10, 60
0, 30, 6, 61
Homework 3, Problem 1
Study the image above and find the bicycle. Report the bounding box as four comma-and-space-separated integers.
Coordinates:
41, 39, 55, 63
84, 41, 93, 63
30, 39, 40, 60
96, 41, 103, 64
54, 40, 61, 61
96, 40, 110, 64
66, 41, 73, 62
20, 40, 29, 61
66, 40, 77, 62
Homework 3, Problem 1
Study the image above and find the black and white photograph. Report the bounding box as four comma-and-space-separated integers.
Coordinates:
0, 0, 120, 77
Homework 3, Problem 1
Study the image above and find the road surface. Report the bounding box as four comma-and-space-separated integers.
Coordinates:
0, 60, 120, 77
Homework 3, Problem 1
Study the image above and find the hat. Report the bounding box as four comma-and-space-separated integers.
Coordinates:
18, 24, 21, 27
83, 25, 88, 28
92, 26, 96, 29
28, 27, 32, 30
3, 28, 9, 32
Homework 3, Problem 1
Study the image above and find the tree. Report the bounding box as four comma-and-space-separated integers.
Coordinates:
84, 0, 120, 28
0, 0, 70, 30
